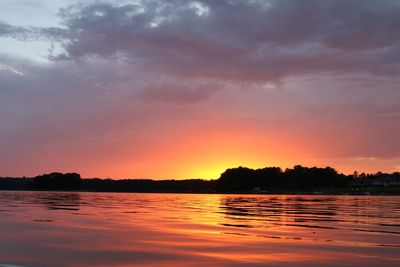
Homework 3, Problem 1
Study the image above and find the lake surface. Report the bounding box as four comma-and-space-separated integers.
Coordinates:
0, 192, 399, 267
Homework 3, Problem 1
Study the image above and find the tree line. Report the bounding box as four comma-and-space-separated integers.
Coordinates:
0, 165, 399, 193
216, 165, 349, 192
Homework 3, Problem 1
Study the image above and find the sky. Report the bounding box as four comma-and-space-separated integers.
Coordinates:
1, 0, 400, 179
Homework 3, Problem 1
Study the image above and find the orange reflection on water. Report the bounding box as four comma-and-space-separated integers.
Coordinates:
0, 192, 399, 266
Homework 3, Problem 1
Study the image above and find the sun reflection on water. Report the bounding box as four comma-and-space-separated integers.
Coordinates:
0, 192, 399, 266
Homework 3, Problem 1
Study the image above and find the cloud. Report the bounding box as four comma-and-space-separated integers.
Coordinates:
0, 20, 65, 43
137, 77, 222, 104
3, 0, 400, 81
0, 21, 29, 39
24, 0, 395, 81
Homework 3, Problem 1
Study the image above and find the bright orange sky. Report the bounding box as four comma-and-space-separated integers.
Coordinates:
1, 0, 400, 179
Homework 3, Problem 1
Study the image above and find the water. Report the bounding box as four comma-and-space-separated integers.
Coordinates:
0, 191, 399, 267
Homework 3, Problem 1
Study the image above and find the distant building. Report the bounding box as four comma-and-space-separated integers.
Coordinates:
371, 176, 400, 187
352, 174, 400, 187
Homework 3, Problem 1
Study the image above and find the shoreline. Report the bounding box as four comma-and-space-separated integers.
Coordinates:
1, 188, 400, 196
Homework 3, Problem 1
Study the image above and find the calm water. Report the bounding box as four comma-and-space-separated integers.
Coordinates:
0, 192, 399, 267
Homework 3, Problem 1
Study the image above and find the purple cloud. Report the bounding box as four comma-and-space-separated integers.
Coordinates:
38, 0, 399, 81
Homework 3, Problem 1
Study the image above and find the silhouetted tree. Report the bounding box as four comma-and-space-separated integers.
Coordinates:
216, 165, 350, 192
216, 167, 256, 192
2, 166, 399, 193
33, 172, 81, 190
255, 167, 283, 188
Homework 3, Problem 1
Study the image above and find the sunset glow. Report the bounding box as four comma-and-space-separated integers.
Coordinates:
1, 0, 400, 179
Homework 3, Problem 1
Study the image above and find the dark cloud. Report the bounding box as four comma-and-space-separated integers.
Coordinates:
33, 0, 399, 81
0, 20, 65, 42
3, 0, 400, 81
0, 21, 30, 39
